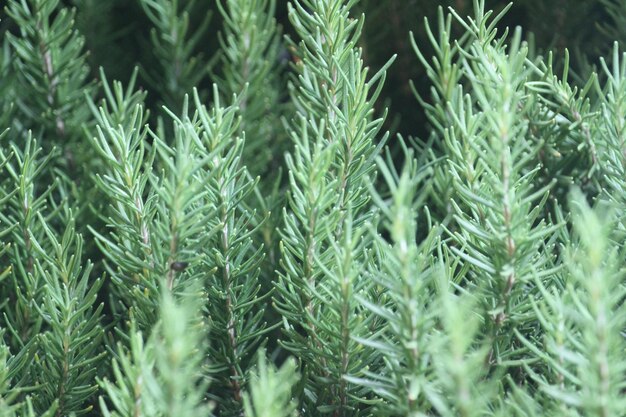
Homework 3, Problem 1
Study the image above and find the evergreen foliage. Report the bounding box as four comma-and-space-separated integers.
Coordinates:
6, 0, 94, 168
0, 0, 625, 416
138, 0, 211, 112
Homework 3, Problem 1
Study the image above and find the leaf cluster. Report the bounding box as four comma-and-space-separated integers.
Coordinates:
0, 1, 624, 417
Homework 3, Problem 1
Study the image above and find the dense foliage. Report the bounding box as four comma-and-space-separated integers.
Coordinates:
0, 0, 625, 416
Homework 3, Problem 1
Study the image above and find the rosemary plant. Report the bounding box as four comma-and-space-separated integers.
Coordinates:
216, 0, 285, 177
275, 0, 395, 413
6, 0, 94, 165
139, 0, 211, 112
0, 0, 624, 416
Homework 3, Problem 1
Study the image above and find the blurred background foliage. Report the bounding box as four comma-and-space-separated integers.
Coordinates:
1, 0, 615, 143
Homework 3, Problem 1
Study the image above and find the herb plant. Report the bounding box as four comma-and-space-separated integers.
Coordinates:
0, 0, 625, 416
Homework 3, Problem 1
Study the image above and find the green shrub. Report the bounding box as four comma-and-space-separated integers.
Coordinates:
0, 0, 625, 416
